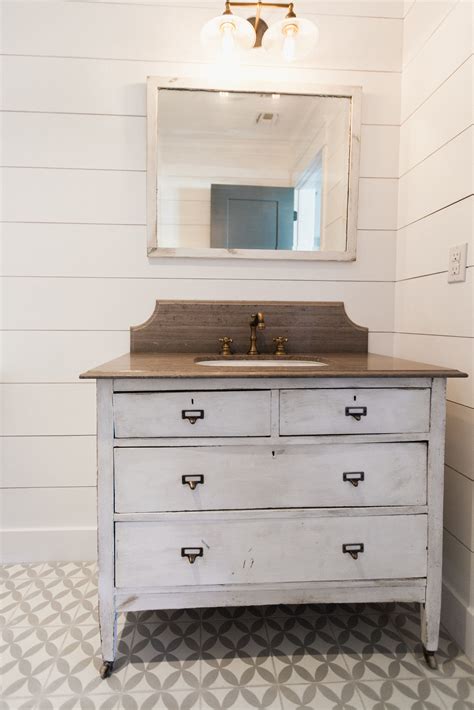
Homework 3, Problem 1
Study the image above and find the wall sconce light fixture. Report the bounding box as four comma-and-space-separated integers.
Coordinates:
201, 1, 319, 62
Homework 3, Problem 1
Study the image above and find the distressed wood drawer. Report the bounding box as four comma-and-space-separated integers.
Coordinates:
113, 390, 271, 438
114, 442, 427, 513
280, 388, 431, 435
115, 513, 428, 588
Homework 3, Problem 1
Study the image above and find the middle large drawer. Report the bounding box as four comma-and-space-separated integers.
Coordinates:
114, 442, 427, 513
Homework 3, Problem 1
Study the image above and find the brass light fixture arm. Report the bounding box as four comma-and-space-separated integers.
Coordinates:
226, 2, 294, 8
223, 2, 296, 46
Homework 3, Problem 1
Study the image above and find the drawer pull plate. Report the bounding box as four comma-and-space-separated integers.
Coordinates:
182, 474, 205, 490
181, 547, 203, 564
343, 543, 364, 560
182, 409, 205, 425
343, 471, 365, 487
345, 406, 367, 421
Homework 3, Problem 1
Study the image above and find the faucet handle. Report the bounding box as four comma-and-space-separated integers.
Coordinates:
273, 336, 288, 357
219, 337, 233, 357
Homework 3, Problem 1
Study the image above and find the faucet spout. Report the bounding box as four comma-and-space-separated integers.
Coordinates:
248, 312, 265, 355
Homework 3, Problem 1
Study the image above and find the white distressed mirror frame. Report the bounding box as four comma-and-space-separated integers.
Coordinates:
147, 76, 361, 261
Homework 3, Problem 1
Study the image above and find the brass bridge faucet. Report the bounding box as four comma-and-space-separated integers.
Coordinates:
248, 312, 265, 355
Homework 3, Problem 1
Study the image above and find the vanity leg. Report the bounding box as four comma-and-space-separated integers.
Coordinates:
97, 379, 117, 679
99, 607, 117, 677
420, 602, 439, 669
99, 609, 117, 678
420, 378, 446, 671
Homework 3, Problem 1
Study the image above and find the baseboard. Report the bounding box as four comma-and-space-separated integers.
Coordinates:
0, 528, 97, 563
442, 580, 474, 662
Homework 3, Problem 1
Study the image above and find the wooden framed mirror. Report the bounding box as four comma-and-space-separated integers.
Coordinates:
147, 77, 361, 261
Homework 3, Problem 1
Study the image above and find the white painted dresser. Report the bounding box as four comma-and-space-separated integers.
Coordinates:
81, 301, 466, 678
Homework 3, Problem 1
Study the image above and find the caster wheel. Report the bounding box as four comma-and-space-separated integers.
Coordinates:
99, 661, 114, 679
423, 647, 438, 670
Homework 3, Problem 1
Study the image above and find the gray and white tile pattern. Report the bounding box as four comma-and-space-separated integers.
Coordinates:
1, 564, 473, 709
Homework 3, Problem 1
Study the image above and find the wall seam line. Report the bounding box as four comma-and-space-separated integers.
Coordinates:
446, 400, 473, 411
443, 527, 474, 555
401, 53, 473, 126
0, 53, 402, 74
445, 464, 474, 485
397, 194, 474, 232
399, 124, 473, 180
401, 0, 460, 72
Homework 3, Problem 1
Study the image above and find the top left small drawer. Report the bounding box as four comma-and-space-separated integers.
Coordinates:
113, 390, 272, 438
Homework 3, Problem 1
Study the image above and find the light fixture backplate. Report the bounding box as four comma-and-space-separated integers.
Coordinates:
246, 16, 269, 47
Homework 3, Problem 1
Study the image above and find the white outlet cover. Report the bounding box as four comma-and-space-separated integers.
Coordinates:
448, 243, 468, 283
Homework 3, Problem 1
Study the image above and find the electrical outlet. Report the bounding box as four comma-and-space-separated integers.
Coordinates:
448, 243, 468, 283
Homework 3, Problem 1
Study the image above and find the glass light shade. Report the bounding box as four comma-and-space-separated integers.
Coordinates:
200, 13, 256, 58
262, 17, 319, 61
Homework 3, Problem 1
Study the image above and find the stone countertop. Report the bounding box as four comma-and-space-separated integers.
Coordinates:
80, 351, 467, 379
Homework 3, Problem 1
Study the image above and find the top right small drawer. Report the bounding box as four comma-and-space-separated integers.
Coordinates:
280, 388, 431, 436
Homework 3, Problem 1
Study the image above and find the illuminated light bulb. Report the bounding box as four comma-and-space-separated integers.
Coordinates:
220, 20, 236, 58
201, 10, 256, 60
282, 24, 297, 62
262, 15, 318, 61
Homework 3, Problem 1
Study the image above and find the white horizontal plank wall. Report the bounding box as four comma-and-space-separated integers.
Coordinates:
0, 0, 403, 562
395, 0, 474, 659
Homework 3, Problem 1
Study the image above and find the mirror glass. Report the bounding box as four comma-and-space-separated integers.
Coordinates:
154, 88, 357, 257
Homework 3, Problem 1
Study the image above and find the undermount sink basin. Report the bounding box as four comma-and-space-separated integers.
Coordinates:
196, 359, 328, 368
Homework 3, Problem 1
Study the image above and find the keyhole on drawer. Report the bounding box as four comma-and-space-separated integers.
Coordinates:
353, 395, 357, 401
191, 398, 194, 404
272, 451, 275, 457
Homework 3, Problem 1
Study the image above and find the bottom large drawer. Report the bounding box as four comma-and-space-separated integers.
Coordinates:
115, 513, 427, 588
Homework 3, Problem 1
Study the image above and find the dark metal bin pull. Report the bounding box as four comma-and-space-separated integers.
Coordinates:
182, 474, 204, 490
345, 406, 367, 421
182, 409, 204, 425
343, 543, 364, 560
181, 547, 203, 564
343, 471, 365, 487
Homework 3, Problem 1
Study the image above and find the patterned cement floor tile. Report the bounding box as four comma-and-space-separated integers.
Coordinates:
1, 563, 473, 710
390, 613, 474, 680
41, 624, 133, 697
40, 562, 97, 581
266, 616, 349, 686
279, 681, 365, 709
0, 697, 37, 710
1, 625, 70, 699
36, 694, 123, 709
332, 602, 419, 617
1, 563, 46, 581
1, 578, 34, 626
7, 577, 91, 628
120, 689, 200, 710
133, 609, 202, 625
201, 685, 281, 709
430, 678, 474, 709
68, 583, 101, 627
201, 618, 276, 689
201, 606, 264, 623
260, 603, 332, 619
331, 615, 427, 682
356, 678, 451, 709
123, 621, 201, 694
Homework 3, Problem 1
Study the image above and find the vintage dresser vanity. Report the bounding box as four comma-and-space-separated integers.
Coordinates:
81, 300, 466, 678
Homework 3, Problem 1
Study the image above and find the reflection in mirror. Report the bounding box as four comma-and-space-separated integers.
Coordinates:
152, 86, 359, 258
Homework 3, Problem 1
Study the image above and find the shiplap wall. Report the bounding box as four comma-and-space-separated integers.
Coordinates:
1, 0, 403, 561
394, 0, 474, 659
